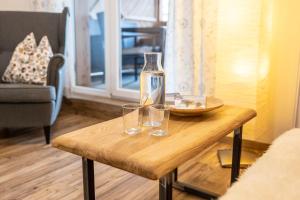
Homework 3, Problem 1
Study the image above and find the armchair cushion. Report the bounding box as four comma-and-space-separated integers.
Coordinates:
0, 83, 56, 103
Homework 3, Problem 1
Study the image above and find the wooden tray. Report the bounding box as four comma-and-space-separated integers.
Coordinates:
169, 97, 224, 116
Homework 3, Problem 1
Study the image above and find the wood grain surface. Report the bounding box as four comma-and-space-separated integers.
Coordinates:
53, 105, 256, 180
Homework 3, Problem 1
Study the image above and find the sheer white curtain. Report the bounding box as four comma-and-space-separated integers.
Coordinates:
164, 0, 217, 96
30, 0, 68, 11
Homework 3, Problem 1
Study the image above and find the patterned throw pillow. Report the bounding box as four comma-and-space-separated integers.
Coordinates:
2, 33, 37, 83
2, 32, 53, 85
23, 36, 53, 85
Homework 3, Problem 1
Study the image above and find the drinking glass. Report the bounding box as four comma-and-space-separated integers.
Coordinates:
122, 104, 143, 135
149, 104, 170, 136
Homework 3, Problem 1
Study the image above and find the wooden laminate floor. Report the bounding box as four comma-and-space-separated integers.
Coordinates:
0, 103, 253, 200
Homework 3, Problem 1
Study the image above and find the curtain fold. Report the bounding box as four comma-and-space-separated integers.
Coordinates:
164, 0, 217, 96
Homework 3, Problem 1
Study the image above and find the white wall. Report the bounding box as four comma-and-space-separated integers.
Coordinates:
0, 0, 32, 11
0, 0, 75, 97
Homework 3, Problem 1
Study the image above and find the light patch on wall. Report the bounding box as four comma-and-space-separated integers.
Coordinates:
259, 56, 269, 79
232, 60, 255, 78
221, 5, 243, 27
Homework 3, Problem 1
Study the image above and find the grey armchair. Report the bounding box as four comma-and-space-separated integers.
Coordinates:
0, 8, 68, 144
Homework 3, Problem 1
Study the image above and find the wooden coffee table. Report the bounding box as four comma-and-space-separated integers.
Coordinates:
52, 105, 256, 200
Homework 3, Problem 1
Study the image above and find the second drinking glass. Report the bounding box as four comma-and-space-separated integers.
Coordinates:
148, 104, 170, 136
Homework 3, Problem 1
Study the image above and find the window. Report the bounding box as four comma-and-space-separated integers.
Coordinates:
73, 0, 169, 100
119, 0, 168, 91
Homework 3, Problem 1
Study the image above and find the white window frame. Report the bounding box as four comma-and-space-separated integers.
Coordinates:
70, 0, 112, 99
110, 0, 140, 101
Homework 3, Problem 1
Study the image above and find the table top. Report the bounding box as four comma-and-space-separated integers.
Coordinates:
52, 105, 256, 180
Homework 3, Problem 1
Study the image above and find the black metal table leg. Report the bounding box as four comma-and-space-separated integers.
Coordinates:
82, 157, 95, 200
231, 126, 243, 184
159, 172, 173, 200
172, 169, 218, 200
169, 126, 244, 199
172, 168, 178, 182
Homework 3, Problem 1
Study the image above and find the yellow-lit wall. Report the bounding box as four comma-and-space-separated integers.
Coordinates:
215, 0, 300, 143
270, 0, 300, 140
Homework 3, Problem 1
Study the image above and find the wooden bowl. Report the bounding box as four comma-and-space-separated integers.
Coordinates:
169, 97, 224, 116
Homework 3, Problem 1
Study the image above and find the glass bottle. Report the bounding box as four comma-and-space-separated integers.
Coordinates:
140, 52, 165, 105
140, 52, 165, 126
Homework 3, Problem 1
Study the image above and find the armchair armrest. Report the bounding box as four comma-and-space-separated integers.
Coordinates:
47, 53, 65, 89
47, 53, 66, 124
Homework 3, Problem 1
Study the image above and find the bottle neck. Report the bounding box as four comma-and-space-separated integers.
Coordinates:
143, 52, 163, 71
